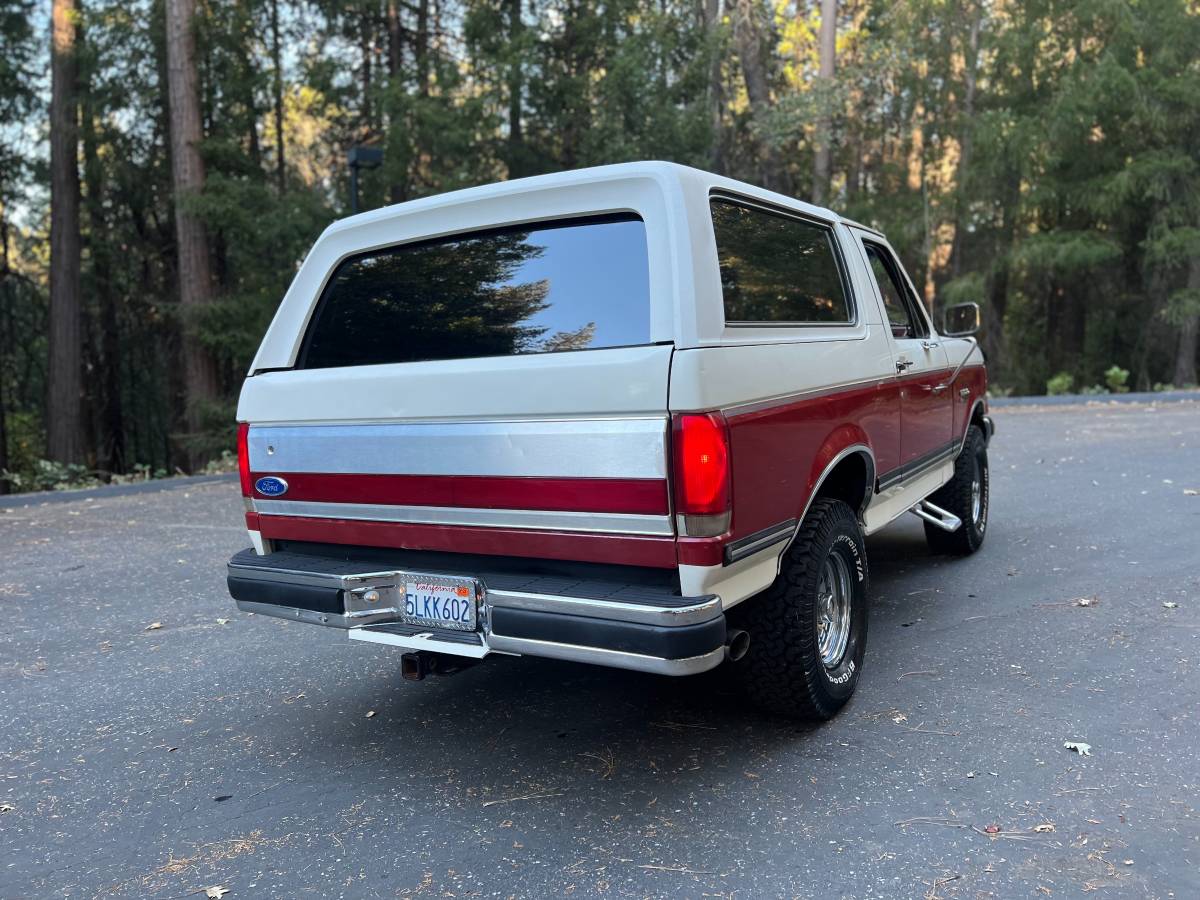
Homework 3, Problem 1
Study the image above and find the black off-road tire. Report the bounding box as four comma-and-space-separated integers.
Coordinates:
924, 424, 989, 556
729, 498, 869, 720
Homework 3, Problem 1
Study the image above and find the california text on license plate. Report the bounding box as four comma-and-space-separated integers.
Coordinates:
402, 576, 479, 631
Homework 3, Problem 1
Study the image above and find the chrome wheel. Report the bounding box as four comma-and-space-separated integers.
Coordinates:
816, 552, 853, 669
970, 455, 984, 527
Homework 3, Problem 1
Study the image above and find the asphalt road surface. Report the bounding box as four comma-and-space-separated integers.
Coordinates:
2, 401, 1198, 899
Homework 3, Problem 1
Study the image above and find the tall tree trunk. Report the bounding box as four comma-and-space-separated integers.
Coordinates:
811, 0, 837, 206
48, 0, 85, 465
165, 0, 219, 470
981, 168, 1019, 381
1174, 257, 1200, 387
0, 209, 9, 492
416, 0, 430, 97
732, 0, 785, 193
560, 3, 581, 169
948, 2, 981, 280
80, 55, 126, 474
504, 0, 527, 178
270, 0, 286, 191
386, 0, 402, 76
360, 13, 372, 129
702, 0, 724, 173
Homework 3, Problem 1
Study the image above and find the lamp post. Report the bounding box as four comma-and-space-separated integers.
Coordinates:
347, 145, 383, 215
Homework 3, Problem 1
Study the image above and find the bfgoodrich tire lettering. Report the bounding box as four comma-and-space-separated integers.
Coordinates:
924, 424, 989, 556
729, 498, 869, 720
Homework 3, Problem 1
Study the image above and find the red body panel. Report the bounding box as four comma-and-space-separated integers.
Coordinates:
249, 472, 669, 515
245, 365, 986, 570
898, 367, 955, 464
953, 365, 989, 439
720, 380, 901, 543
253, 513, 679, 568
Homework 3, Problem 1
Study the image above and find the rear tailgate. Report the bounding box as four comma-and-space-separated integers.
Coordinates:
239, 346, 677, 567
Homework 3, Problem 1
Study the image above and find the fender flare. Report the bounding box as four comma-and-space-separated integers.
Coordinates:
777, 438, 877, 568
960, 397, 988, 453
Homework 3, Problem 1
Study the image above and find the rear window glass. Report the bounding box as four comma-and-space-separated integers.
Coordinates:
300, 213, 651, 369
710, 199, 851, 325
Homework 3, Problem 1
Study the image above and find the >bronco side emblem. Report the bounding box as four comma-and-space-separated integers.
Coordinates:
254, 476, 289, 497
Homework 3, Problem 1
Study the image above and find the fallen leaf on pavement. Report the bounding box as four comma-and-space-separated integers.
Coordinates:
1064, 741, 1092, 756
1163, 602, 1179, 609
0, 803, 15, 812
984, 824, 1000, 834
145, 622, 163, 631
1034, 823, 1055, 833
1184, 489, 1198, 496
205, 887, 230, 899
365, 710, 377, 718
216, 618, 230, 625
1074, 596, 1099, 608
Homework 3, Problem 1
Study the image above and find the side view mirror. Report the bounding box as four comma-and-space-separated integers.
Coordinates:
941, 302, 980, 337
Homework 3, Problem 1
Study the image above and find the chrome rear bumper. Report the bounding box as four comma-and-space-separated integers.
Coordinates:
227, 549, 726, 676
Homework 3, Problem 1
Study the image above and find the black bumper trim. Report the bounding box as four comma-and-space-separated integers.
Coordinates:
228, 575, 343, 615
489, 606, 726, 661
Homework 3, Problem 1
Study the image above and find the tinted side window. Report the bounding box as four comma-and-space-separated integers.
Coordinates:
862, 242, 928, 339
710, 199, 851, 325
301, 214, 650, 369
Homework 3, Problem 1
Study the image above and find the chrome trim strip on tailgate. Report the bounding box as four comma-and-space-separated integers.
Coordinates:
253, 499, 674, 536
247, 418, 669, 479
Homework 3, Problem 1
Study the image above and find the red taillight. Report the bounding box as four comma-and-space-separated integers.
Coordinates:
672, 412, 731, 517
237, 422, 252, 497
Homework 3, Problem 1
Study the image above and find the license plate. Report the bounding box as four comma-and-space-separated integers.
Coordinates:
401, 575, 479, 631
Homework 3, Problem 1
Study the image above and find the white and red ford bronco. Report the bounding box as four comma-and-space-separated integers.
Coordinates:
228, 162, 992, 719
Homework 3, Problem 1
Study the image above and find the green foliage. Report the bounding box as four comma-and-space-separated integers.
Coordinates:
2, 0, 1199, 493
1046, 372, 1075, 396
940, 273, 986, 308
1, 460, 100, 492
202, 450, 238, 475
1104, 365, 1130, 393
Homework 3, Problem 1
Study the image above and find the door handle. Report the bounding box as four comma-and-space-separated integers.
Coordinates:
896, 357, 914, 373
922, 340, 940, 350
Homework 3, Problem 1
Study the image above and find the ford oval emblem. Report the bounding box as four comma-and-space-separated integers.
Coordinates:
255, 476, 289, 497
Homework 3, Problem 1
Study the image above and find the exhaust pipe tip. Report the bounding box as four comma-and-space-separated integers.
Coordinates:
725, 629, 750, 663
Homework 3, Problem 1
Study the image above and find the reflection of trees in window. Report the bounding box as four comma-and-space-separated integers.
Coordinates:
540, 322, 596, 352
305, 231, 554, 368
712, 201, 848, 324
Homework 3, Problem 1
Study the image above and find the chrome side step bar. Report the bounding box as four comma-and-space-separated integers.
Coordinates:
911, 500, 962, 532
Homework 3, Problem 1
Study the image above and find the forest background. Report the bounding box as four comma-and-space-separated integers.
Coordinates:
1, 0, 1197, 489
